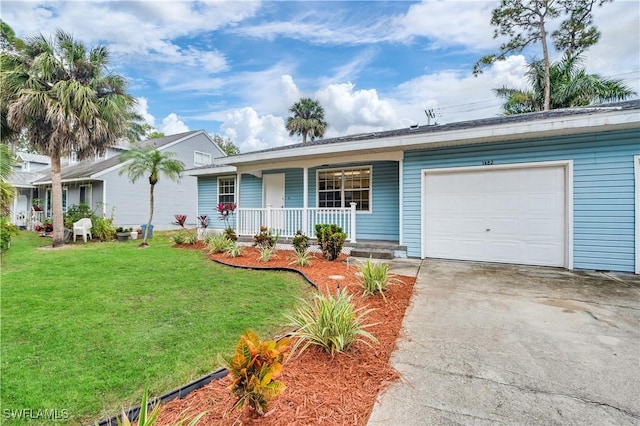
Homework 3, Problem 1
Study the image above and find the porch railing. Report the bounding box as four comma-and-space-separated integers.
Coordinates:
236, 203, 357, 242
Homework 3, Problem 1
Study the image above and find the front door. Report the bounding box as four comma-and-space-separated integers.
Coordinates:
263, 173, 285, 232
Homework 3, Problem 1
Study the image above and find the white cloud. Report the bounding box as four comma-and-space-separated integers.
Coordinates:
221, 107, 292, 153
394, 55, 529, 125
391, 0, 497, 49
315, 83, 398, 136
133, 98, 156, 127
161, 113, 190, 135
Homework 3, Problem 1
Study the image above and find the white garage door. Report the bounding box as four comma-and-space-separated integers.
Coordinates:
424, 165, 567, 267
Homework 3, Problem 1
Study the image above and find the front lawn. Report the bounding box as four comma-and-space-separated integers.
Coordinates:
0, 231, 311, 425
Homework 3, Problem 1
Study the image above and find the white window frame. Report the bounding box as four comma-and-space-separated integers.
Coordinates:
46, 187, 69, 215
316, 166, 372, 212
79, 184, 92, 207
70, 150, 78, 164
194, 151, 212, 167
217, 176, 236, 204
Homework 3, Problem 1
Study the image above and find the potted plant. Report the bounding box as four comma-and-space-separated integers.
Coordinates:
116, 227, 130, 242
197, 215, 208, 240
32, 198, 43, 211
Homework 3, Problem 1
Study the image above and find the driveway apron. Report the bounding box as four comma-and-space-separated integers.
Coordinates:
368, 259, 640, 425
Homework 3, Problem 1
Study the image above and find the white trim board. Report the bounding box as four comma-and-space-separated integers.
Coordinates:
635, 155, 639, 274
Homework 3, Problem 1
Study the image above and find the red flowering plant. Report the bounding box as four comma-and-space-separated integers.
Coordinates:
174, 214, 187, 228
217, 202, 237, 241
197, 215, 208, 229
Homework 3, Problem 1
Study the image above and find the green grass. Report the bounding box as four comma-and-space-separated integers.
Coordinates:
0, 231, 311, 425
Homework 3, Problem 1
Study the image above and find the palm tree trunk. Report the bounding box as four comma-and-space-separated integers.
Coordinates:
50, 153, 65, 247
302, 131, 307, 144
143, 183, 155, 244
540, 21, 551, 111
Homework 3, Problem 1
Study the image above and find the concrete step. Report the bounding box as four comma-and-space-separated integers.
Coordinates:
350, 248, 394, 260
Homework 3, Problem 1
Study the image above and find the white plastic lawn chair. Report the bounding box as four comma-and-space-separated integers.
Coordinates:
73, 218, 93, 243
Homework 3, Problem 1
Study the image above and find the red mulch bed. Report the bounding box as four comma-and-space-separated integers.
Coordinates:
158, 246, 416, 425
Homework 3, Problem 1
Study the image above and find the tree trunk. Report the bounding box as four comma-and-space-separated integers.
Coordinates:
50, 153, 64, 247
302, 131, 307, 144
540, 19, 552, 111
143, 183, 155, 244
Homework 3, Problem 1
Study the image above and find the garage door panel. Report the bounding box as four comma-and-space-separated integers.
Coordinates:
424, 165, 566, 267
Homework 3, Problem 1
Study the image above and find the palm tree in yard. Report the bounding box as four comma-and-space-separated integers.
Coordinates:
119, 145, 184, 246
1, 29, 139, 247
0, 143, 16, 215
495, 53, 635, 115
286, 98, 328, 143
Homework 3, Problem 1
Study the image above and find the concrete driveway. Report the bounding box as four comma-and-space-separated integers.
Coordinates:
368, 259, 640, 425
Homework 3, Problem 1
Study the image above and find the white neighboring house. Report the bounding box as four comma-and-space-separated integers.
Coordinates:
8, 130, 225, 231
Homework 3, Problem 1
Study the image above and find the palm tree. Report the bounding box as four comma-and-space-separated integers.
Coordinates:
119, 145, 184, 246
0, 143, 16, 215
1, 29, 138, 246
495, 53, 636, 115
286, 98, 328, 143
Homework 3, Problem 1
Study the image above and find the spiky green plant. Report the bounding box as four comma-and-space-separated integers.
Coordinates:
288, 250, 312, 267
171, 232, 188, 245
257, 247, 275, 262
358, 258, 398, 300
116, 388, 160, 426
206, 233, 232, 254
113, 388, 206, 426
225, 243, 244, 258
224, 330, 289, 416
288, 290, 377, 356
185, 231, 199, 245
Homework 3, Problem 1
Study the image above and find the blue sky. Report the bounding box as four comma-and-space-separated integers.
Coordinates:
2, 1, 638, 152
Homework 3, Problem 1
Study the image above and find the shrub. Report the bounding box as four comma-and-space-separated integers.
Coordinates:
0, 216, 18, 254
358, 258, 397, 300
185, 231, 199, 245
64, 203, 96, 229
223, 227, 237, 242
288, 250, 312, 267
288, 290, 377, 356
171, 232, 188, 245
315, 224, 346, 261
257, 246, 275, 262
253, 226, 278, 249
224, 330, 289, 416
93, 217, 116, 241
292, 230, 310, 254
226, 243, 243, 258
206, 233, 232, 253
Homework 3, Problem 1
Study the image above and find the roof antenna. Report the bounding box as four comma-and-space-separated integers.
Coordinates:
424, 109, 436, 126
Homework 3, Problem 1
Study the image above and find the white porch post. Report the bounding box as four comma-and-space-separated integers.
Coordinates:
266, 204, 272, 229
236, 173, 241, 234
399, 159, 403, 246
349, 202, 357, 243
302, 167, 308, 235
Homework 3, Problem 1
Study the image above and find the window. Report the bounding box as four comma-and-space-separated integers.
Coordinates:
194, 151, 212, 167
218, 177, 235, 204
79, 184, 92, 207
317, 167, 371, 211
46, 188, 68, 214
70, 150, 78, 164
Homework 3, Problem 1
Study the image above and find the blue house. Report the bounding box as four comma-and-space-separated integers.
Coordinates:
189, 100, 640, 273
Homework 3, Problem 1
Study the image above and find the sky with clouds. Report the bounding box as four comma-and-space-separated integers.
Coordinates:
2, 0, 638, 153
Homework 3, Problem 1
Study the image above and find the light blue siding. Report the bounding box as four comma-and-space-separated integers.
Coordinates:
309, 161, 399, 241
197, 176, 230, 228
240, 174, 262, 208
403, 129, 639, 272
283, 169, 303, 207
